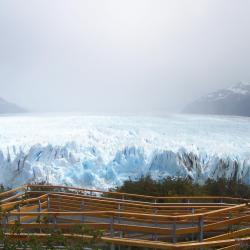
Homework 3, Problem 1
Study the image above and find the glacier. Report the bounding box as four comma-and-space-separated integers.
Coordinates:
0, 113, 250, 189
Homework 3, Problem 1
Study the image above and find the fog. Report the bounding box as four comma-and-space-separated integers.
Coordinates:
0, 0, 250, 113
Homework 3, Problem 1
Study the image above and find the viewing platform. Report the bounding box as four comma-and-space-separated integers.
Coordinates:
0, 184, 250, 249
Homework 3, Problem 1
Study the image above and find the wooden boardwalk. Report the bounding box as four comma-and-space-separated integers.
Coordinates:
0, 184, 250, 249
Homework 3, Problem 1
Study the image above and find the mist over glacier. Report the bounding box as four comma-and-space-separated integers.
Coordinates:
0, 113, 250, 188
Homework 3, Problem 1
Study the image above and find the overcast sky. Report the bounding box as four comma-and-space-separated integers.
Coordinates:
0, 0, 250, 113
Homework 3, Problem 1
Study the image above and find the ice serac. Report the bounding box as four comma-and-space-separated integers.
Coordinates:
0, 144, 250, 189
0, 114, 250, 188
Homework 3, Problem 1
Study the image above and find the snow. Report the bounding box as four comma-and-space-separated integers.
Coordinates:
0, 113, 250, 188
228, 82, 250, 95
202, 82, 250, 102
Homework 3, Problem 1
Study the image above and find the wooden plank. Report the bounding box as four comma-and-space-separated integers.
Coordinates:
5, 222, 173, 235
4, 233, 250, 249
0, 194, 48, 211
218, 244, 241, 250
27, 184, 249, 203
0, 193, 24, 203
204, 228, 250, 241
0, 185, 26, 198
204, 215, 250, 231
8, 203, 247, 222
12, 204, 39, 213
50, 192, 233, 207
2, 184, 249, 250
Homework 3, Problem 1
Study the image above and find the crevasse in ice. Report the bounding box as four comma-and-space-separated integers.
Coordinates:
0, 113, 249, 188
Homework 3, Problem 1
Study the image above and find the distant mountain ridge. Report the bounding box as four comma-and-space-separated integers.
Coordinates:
0, 97, 26, 113
183, 82, 250, 117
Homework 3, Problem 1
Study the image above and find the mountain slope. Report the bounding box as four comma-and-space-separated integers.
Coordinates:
0, 97, 26, 113
183, 82, 250, 116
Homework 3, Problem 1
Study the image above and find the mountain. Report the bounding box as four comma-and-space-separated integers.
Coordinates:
183, 82, 250, 117
0, 97, 26, 113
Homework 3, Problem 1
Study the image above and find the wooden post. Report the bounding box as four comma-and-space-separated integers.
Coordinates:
118, 203, 121, 223
110, 214, 115, 250
117, 203, 123, 238
110, 243, 115, 250
38, 199, 42, 212
228, 212, 233, 232
172, 220, 177, 243
17, 204, 21, 224
191, 208, 195, 241
81, 201, 85, 223
47, 195, 50, 211
47, 195, 51, 223
25, 185, 30, 198
53, 215, 57, 228
198, 216, 204, 242
38, 199, 42, 233
59, 195, 62, 212
110, 216, 114, 237
153, 208, 158, 241
3, 215, 8, 233
118, 202, 121, 237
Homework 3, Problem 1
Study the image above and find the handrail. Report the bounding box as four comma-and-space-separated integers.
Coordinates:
27, 184, 249, 203
2, 191, 232, 214
7, 203, 247, 220
4, 215, 250, 236
0, 193, 24, 203
3, 233, 250, 249
48, 192, 233, 209
204, 227, 250, 241
0, 194, 48, 210
0, 185, 27, 198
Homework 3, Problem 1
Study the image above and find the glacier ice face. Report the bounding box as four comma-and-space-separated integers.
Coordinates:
0, 113, 250, 188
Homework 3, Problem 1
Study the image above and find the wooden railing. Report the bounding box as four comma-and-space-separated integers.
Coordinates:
0, 184, 249, 249
26, 184, 250, 203
3, 233, 250, 249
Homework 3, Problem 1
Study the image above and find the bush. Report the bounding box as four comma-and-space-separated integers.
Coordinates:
110, 176, 250, 199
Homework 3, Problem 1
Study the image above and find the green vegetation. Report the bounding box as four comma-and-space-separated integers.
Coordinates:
110, 176, 250, 199
0, 218, 104, 249
0, 184, 7, 193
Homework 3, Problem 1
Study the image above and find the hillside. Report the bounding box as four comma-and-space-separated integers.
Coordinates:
183, 82, 250, 116
0, 97, 26, 113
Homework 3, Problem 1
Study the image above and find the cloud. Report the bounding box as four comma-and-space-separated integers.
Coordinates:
0, 0, 250, 113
